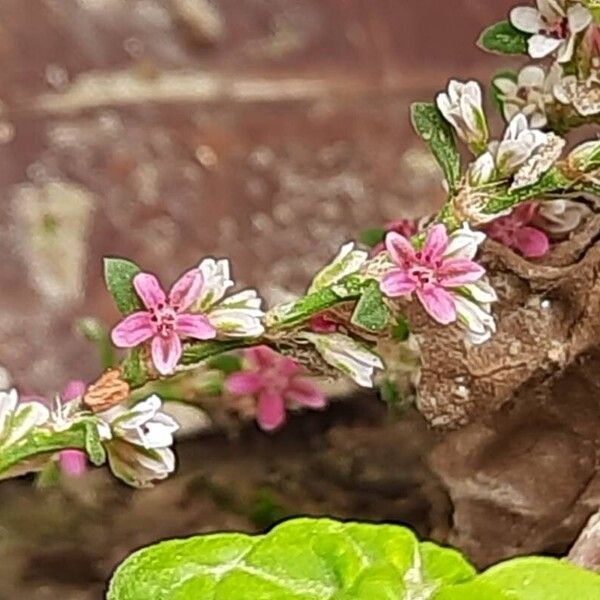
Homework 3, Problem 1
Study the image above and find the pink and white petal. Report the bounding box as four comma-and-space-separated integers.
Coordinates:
169, 269, 204, 311
133, 273, 167, 310
528, 34, 562, 59
285, 379, 326, 409
416, 286, 457, 325
111, 312, 155, 348
556, 35, 575, 64
151, 334, 182, 376
63, 380, 86, 402
385, 231, 416, 266
256, 390, 286, 432
438, 258, 485, 287
422, 224, 449, 261
175, 313, 217, 340
225, 372, 263, 395
510, 7, 543, 33
514, 226, 550, 257
512, 202, 538, 225
380, 270, 416, 297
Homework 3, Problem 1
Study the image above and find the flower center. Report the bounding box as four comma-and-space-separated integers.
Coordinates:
409, 265, 438, 288
261, 368, 289, 393
150, 303, 178, 338
541, 16, 569, 40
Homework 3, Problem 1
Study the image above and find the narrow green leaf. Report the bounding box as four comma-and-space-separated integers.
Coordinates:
351, 280, 390, 332
122, 347, 148, 388
478, 21, 529, 56
84, 420, 107, 466
103, 257, 143, 315
410, 103, 460, 188
206, 353, 243, 374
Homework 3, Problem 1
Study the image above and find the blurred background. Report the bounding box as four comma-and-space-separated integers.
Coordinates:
0, 1, 516, 598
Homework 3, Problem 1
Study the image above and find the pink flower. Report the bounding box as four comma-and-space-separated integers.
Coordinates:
23, 380, 89, 477
111, 269, 217, 375
380, 224, 485, 325
225, 346, 326, 432
372, 219, 419, 255
483, 203, 549, 258
58, 380, 88, 476
309, 313, 338, 333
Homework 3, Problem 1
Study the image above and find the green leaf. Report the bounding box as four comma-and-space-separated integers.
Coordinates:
206, 353, 243, 375
490, 69, 517, 116
84, 419, 107, 466
360, 228, 386, 248
391, 317, 410, 341
410, 103, 460, 188
478, 21, 529, 56
432, 580, 514, 599
107, 518, 477, 600
122, 347, 148, 388
103, 257, 143, 315
479, 557, 600, 600
78, 317, 117, 369
351, 280, 390, 332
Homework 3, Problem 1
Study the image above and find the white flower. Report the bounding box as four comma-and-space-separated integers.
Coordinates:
494, 65, 560, 128
0, 388, 50, 449
554, 71, 600, 116
510, 0, 592, 63
300, 332, 384, 387
98, 394, 179, 487
469, 114, 564, 189
455, 279, 498, 345
534, 198, 590, 235
308, 242, 368, 293
436, 80, 489, 152
194, 258, 265, 339
568, 140, 600, 171
444, 223, 487, 260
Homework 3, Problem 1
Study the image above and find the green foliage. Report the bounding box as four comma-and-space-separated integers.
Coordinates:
410, 103, 460, 188
108, 518, 600, 600
104, 257, 143, 315
206, 353, 243, 375
478, 21, 529, 56
108, 518, 474, 600
360, 227, 385, 248
351, 280, 390, 332
78, 317, 117, 369
490, 69, 517, 116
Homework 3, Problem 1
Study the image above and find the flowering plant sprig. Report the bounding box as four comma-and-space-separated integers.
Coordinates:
2, 0, 600, 489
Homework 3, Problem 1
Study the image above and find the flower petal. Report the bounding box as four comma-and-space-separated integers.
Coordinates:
285, 379, 326, 409
438, 258, 485, 287
514, 226, 550, 257
510, 6, 543, 33
196, 258, 234, 310
567, 4, 592, 33
63, 380, 86, 402
111, 312, 154, 348
169, 269, 204, 311
257, 390, 286, 431
247, 346, 278, 369
385, 231, 416, 266
175, 313, 217, 340
59, 450, 87, 477
380, 269, 416, 297
528, 34, 562, 59
151, 334, 182, 375
226, 372, 263, 395
416, 287, 457, 325
133, 273, 167, 310
422, 224, 449, 261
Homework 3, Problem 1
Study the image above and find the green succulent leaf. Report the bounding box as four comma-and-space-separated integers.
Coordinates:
478, 21, 529, 56
410, 103, 460, 188
360, 228, 386, 248
104, 257, 143, 315
107, 518, 475, 600
479, 557, 600, 600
